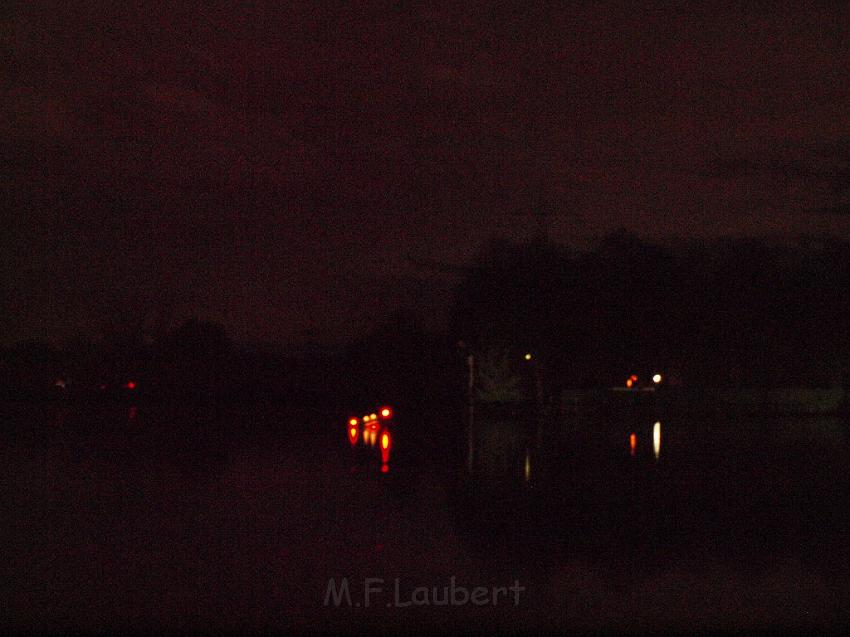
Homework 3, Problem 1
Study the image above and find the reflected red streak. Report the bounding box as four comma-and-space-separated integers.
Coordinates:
380, 432, 391, 463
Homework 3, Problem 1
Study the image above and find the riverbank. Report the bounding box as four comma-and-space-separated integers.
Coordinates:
559, 385, 847, 417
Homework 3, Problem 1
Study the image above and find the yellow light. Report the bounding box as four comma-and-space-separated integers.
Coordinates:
652, 374, 662, 384
349, 418, 358, 426
381, 433, 389, 450
370, 413, 377, 421
653, 421, 661, 459
524, 353, 532, 361
381, 408, 391, 418
363, 415, 370, 422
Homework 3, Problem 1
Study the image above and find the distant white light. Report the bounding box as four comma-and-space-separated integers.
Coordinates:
524, 353, 532, 361
652, 374, 662, 384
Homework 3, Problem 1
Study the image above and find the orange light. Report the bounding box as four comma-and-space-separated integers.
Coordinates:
629, 432, 637, 456
626, 379, 633, 388
380, 407, 391, 418
349, 426, 358, 445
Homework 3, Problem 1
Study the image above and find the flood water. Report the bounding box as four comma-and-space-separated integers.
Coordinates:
2, 402, 849, 632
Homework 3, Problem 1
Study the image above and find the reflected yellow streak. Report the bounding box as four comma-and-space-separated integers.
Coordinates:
653, 421, 661, 459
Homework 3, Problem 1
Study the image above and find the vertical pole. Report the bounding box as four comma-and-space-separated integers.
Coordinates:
534, 361, 543, 481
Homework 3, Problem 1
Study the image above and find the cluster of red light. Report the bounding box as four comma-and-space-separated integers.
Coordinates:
346, 406, 393, 469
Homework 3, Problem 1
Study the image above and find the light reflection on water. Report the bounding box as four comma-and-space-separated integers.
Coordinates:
653, 421, 661, 459
468, 412, 848, 488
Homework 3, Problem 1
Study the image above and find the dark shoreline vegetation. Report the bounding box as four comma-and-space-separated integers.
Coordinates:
4, 232, 850, 416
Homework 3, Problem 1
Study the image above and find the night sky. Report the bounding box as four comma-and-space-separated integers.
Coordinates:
4, 1, 850, 346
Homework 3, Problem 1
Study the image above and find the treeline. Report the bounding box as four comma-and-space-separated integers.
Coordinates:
0, 319, 330, 405
449, 231, 850, 392
0, 315, 460, 415
4, 231, 850, 408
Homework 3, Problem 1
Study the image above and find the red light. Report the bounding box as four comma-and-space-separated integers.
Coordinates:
381, 463, 389, 474
380, 431, 391, 463
126, 381, 136, 390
